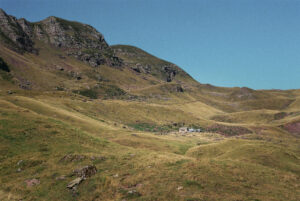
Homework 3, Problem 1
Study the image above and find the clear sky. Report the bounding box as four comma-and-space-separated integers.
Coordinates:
1, 0, 300, 89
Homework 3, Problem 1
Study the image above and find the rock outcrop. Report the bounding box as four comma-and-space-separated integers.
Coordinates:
67, 177, 83, 189
73, 165, 97, 178
67, 165, 97, 190
0, 8, 36, 53
163, 65, 177, 82
112, 45, 192, 82
0, 9, 122, 67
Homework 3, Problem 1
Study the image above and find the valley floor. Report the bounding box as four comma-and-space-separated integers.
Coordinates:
0, 91, 299, 201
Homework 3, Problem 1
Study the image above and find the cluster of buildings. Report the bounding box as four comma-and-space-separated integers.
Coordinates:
179, 127, 201, 133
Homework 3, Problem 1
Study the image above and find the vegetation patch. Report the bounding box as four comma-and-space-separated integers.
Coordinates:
99, 84, 126, 98
73, 84, 126, 99
184, 180, 204, 189
166, 159, 189, 167
274, 112, 288, 120
0, 57, 10, 72
73, 88, 98, 99
0, 57, 13, 81
281, 121, 300, 135
128, 122, 183, 133
206, 124, 252, 136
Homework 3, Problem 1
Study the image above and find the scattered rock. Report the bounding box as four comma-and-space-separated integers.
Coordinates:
128, 190, 136, 194
66, 165, 97, 190
17, 160, 23, 166
127, 189, 141, 197
163, 66, 177, 82
67, 177, 83, 189
131, 64, 151, 74
73, 165, 97, 178
17, 77, 32, 90
177, 186, 183, 191
176, 85, 184, 92
25, 178, 40, 187
17, 168, 22, 172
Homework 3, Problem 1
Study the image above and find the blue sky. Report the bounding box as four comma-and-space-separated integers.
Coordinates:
1, 0, 300, 89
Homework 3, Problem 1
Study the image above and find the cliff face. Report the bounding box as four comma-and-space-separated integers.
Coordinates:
0, 9, 122, 67
35, 16, 123, 67
0, 9, 36, 53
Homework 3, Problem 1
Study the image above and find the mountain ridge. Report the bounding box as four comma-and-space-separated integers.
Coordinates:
0, 8, 195, 85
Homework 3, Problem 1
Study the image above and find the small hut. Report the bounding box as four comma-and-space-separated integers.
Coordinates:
179, 127, 188, 133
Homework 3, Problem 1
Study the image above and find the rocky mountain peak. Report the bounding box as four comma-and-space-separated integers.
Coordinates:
0, 9, 122, 67
0, 8, 6, 16
0, 8, 36, 53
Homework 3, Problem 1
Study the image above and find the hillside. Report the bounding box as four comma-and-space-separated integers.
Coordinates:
0, 9, 299, 201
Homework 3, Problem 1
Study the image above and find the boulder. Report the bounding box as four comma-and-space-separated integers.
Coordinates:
73, 165, 97, 178
67, 177, 83, 189
25, 178, 40, 187
177, 186, 183, 191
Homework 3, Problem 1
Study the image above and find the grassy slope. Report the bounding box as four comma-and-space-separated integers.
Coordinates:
0, 43, 299, 201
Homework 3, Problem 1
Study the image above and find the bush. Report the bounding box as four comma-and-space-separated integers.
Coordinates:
0, 57, 10, 72
73, 89, 98, 99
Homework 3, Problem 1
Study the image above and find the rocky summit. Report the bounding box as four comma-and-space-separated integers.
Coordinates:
0, 8, 299, 201
0, 8, 121, 67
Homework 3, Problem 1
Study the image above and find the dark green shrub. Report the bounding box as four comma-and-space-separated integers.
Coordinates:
0, 57, 10, 72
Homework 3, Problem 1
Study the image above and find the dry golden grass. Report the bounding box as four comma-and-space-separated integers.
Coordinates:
0, 43, 300, 201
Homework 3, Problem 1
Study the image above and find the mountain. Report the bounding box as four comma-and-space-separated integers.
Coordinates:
0, 9, 299, 201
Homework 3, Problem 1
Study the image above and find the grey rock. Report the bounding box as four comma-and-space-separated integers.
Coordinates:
67, 177, 83, 189
25, 178, 40, 187
0, 9, 123, 67
17, 160, 23, 166
163, 66, 177, 82
0, 9, 36, 53
73, 165, 97, 178
177, 186, 183, 191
